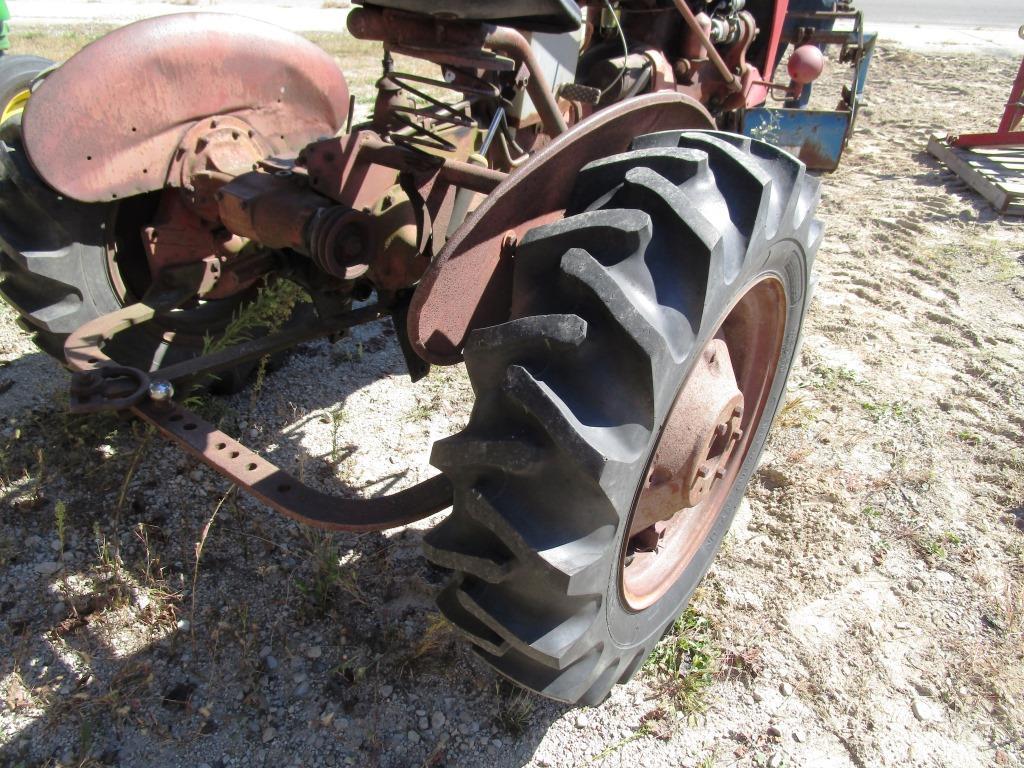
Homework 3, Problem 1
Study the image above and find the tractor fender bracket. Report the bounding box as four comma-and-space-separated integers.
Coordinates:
21, 13, 350, 203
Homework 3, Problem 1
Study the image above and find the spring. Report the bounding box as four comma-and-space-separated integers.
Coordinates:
380, 59, 501, 153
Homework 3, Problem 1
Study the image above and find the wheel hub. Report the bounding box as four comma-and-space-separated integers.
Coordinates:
620, 278, 786, 611
629, 338, 744, 539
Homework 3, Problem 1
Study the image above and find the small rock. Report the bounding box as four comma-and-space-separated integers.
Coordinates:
752, 688, 765, 703
25, 535, 41, 547
294, 681, 310, 697
907, 577, 925, 593
779, 682, 794, 697
913, 681, 936, 698
767, 725, 782, 738
492, 739, 503, 749
407, 730, 420, 744
430, 712, 446, 730
912, 698, 942, 722
575, 713, 590, 728
35, 561, 61, 575
49, 539, 62, 552
293, 672, 307, 683
767, 753, 783, 768
380, 684, 394, 698
176, 619, 190, 632
264, 656, 279, 672
306, 646, 322, 660
895, 622, 912, 630
853, 561, 866, 574
419, 717, 429, 730
793, 729, 806, 743
189, 469, 204, 483
262, 726, 277, 743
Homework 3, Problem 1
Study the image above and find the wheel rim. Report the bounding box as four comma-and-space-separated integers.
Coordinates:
620, 276, 787, 611
1, 88, 29, 125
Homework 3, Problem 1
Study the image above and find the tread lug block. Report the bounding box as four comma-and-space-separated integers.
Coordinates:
504, 363, 646, 470
422, 515, 515, 584
675, 132, 773, 258
456, 486, 615, 596
629, 130, 688, 151
430, 434, 545, 477
578, 659, 622, 706
603, 168, 728, 354
436, 580, 511, 658
795, 176, 823, 234
570, 148, 707, 213
463, 314, 587, 392
513, 209, 653, 317
557, 247, 669, 368
479, 644, 605, 704
458, 577, 600, 670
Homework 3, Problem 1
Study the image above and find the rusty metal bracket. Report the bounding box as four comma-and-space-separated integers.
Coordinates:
62, 296, 452, 531
138, 398, 452, 532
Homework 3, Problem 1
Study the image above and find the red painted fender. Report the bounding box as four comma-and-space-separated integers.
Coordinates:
22, 13, 349, 203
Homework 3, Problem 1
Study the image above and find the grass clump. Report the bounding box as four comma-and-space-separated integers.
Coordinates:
645, 606, 718, 718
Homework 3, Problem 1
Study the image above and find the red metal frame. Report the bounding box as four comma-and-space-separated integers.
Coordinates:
952, 54, 1024, 149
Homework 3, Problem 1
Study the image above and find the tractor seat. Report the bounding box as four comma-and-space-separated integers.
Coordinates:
359, 0, 582, 34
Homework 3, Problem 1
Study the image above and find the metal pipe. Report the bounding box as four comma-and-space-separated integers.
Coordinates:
670, 0, 743, 92
359, 134, 507, 194
347, 7, 567, 137
484, 26, 569, 136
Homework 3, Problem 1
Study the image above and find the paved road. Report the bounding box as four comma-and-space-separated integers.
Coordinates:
855, 0, 1020, 29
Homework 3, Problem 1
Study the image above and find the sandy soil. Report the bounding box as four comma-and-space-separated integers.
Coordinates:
0, 38, 1022, 768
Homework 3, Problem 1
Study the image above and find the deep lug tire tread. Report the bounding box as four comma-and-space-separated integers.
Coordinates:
427, 130, 821, 704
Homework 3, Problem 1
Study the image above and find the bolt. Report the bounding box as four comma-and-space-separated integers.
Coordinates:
732, 406, 743, 419
715, 467, 726, 479
696, 463, 711, 479
716, 423, 728, 438
149, 380, 175, 403
500, 231, 518, 253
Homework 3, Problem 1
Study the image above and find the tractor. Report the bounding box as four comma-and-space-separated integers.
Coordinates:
0, 0, 870, 704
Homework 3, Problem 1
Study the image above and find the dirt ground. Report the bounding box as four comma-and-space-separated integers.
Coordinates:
0, 29, 1022, 768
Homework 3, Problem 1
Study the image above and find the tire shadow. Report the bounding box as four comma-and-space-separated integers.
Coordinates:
0, 321, 570, 768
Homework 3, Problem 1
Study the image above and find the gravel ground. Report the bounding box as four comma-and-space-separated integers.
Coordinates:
1, 34, 1023, 768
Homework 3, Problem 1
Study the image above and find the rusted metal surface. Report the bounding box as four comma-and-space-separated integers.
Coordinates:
347, 7, 567, 137
169, 115, 271, 222
629, 338, 744, 536
306, 207, 375, 280
217, 171, 330, 252
670, 0, 741, 92
63, 300, 452, 531
143, 193, 261, 301
621, 278, 786, 610
408, 92, 714, 365
22, 13, 349, 203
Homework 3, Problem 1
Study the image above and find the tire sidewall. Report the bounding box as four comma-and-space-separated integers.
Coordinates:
605, 238, 811, 649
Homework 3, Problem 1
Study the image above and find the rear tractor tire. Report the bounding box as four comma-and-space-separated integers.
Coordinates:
424, 130, 822, 704
0, 56, 291, 392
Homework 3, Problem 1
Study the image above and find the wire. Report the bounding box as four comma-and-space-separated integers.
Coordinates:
599, 0, 630, 99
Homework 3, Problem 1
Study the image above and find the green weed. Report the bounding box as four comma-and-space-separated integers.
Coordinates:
645, 607, 718, 717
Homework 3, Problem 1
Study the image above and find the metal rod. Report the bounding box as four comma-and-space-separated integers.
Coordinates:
154, 304, 389, 383
359, 134, 507, 193
483, 26, 569, 136
670, 0, 743, 92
